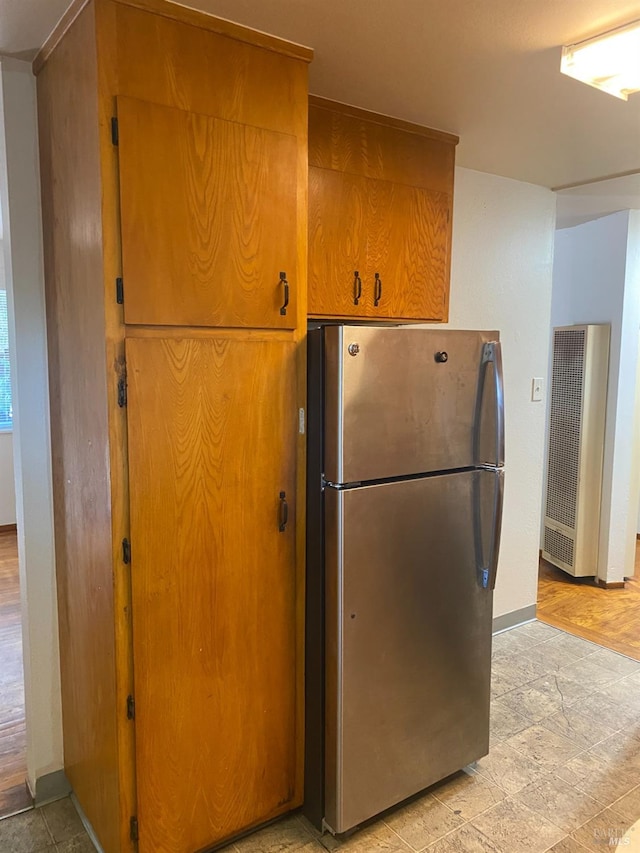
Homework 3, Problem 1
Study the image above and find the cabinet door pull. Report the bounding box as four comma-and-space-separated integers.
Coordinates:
353, 271, 362, 306
279, 271, 289, 316
374, 272, 382, 307
278, 491, 289, 532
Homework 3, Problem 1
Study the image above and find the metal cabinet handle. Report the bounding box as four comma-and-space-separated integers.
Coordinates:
353, 271, 362, 306
278, 491, 289, 532
279, 271, 289, 316
374, 272, 382, 307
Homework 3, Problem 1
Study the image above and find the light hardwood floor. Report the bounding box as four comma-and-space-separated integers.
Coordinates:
0, 529, 31, 817
537, 539, 640, 661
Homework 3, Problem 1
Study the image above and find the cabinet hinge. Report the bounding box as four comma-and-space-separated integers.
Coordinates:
122, 537, 131, 565
117, 371, 127, 408
129, 816, 139, 842
116, 277, 124, 305
126, 694, 135, 720
111, 117, 119, 146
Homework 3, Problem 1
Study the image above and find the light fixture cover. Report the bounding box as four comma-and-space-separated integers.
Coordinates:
561, 19, 640, 100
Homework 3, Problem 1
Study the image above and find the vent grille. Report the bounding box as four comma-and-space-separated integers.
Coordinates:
545, 329, 585, 530
544, 526, 575, 568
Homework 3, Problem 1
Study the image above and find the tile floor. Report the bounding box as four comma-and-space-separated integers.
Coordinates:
2, 621, 640, 852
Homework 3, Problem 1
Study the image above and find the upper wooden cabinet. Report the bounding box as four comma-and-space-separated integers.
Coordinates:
308, 97, 458, 323
118, 96, 298, 328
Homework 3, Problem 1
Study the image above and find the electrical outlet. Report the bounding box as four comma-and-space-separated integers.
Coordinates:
532, 377, 544, 402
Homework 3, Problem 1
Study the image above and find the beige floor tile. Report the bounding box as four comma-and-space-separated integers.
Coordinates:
470, 798, 564, 853
491, 631, 533, 658
0, 809, 54, 853
557, 658, 622, 691
492, 654, 549, 692
474, 742, 545, 795
598, 676, 640, 711
234, 817, 315, 853
426, 823, 500, 852
571, 807, 639, 852
491, 666, 524, 699
384, 792, 464, 850
588, 730, 640, 768
493, 680, 568, 723
610, 784, 640, 823
514, 772, 602, 832
41, 799, 86, 844
489, 702, 530, 744
587, 648, 640, 677
431, 769, 506, 820
576, 691, 640, 728
512, 621, 560, 645
505, 724, 582, 771
538, 707, 617, 751
55, 838, 96, 853
519, 643, 586, 675
540, 634, 598, 660
557, 751, 639, 807
323, 824, 411, 853
546, 838, 592, 852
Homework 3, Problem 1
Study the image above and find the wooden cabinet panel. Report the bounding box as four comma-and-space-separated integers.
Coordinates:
118, 96, 298, 328
308, 167, 369, 317
126, 335, 299, 853
309, 167, 450, 321
308, 99, 457, 323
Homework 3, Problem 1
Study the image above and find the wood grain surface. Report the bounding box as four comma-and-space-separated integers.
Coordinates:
117, 96, 298, 329
309, 100, 456, 193
308, 167, 450, 321
307, 99, 455, 323
36, 5, 122, 851
537, 544, 640, 660
0, 531, 32, 819
125, 335, 300, 853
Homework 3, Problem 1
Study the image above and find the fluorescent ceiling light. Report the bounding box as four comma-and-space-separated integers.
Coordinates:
561, 20, 640, 100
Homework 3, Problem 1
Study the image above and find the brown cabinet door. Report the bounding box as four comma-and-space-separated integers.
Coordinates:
118, 96, 298, 328
308, 167, 370, 317
126, 335, 298, 853
309, 167, 450, 321
366, 183, 450, 322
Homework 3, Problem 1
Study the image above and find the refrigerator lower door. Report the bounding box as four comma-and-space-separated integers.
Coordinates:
324, 470, 494, 834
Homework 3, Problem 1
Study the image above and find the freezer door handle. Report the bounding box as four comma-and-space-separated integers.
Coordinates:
474, 341, 505, 467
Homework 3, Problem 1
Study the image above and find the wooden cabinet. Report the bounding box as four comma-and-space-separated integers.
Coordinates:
308, 97, 458, 322
35, 2, 310, 852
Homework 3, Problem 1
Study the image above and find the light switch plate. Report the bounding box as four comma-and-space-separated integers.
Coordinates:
532, 377, 544, 402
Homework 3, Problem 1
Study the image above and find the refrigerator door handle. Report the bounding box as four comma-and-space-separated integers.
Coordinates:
474, 468, 504, 591
474, 341, 505, 467
487, 469, 504, 590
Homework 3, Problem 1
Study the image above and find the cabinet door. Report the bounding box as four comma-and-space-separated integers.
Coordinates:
308, 167, 370, 317
126, 335, 298, 853
367, 183, 450, 321
118, 97, 298, 328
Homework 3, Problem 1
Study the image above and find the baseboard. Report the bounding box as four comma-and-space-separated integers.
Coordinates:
71, 792, 105, 853
0, 523, 17, 533
34, 770, 72, 807
492, 605, 537, 634
596, 579, 626, 590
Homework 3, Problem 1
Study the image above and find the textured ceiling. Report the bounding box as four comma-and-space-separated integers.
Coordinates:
2, 0, 640, 188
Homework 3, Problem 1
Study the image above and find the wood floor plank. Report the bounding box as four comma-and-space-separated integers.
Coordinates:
0, 531, 29, 817
537, 541, 640, 661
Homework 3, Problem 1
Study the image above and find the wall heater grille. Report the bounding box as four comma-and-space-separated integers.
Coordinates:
542, 324, 609, 577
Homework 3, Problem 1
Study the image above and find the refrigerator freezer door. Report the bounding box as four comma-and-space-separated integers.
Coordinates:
324, 326, 500, 484
324, 470, 494, 834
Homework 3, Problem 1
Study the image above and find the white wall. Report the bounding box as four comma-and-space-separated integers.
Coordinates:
0, 58, 62, 790
0, 431, 16, 525
445, 167, 556, 619
552, 212, 640, 583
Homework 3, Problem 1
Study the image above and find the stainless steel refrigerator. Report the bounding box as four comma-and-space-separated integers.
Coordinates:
304, 325, 505, 835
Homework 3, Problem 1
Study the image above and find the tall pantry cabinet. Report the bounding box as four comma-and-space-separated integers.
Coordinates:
34, 2, 311, 852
